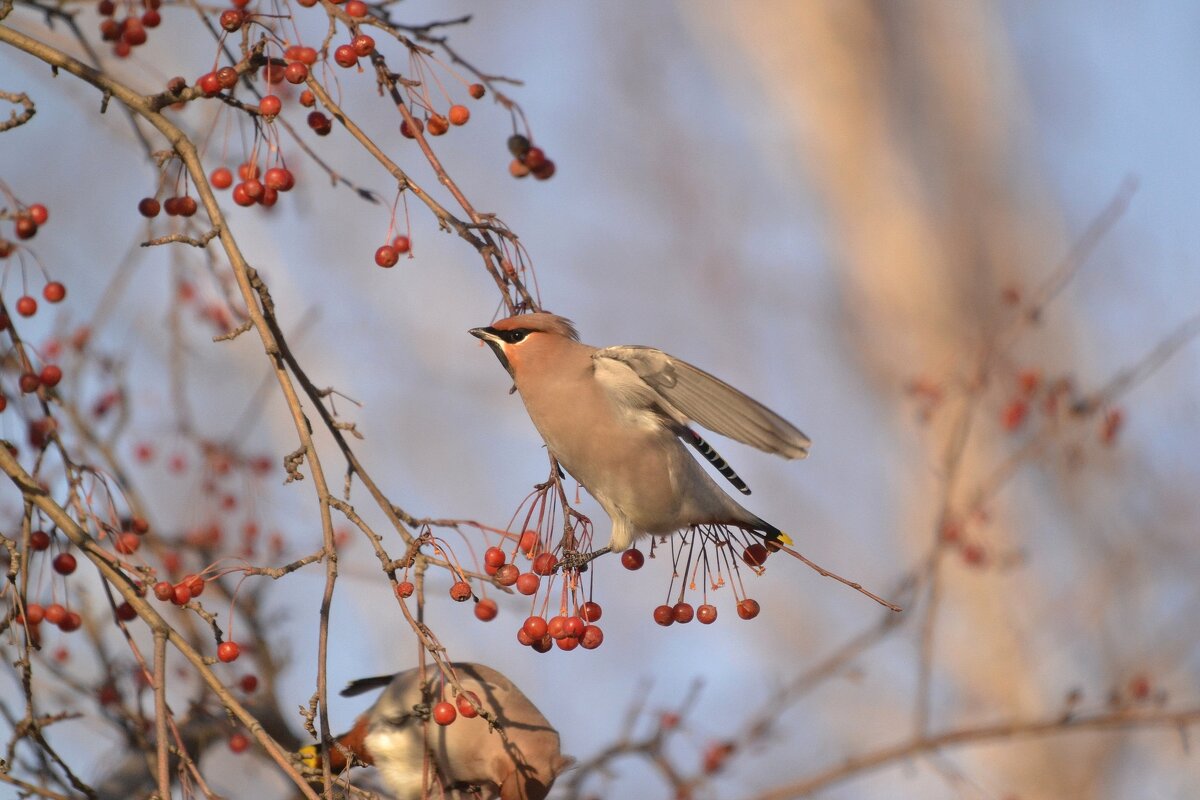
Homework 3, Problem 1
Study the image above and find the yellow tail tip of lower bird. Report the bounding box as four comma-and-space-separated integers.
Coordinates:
779, 531, 793, 546
298, 745, 319, 769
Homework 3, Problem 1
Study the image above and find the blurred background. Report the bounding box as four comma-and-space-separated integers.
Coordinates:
3, 1, 1200, 797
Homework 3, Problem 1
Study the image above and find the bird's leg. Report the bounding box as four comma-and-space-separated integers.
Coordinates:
557, 546, 610, 572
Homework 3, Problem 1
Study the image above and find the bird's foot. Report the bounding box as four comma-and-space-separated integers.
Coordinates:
557, 546, 610, 573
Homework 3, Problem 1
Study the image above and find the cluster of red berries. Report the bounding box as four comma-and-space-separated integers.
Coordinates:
4, 282, 67, 327
17, 601, 83, 634
137, 195, 197, 218
374, 235, 410, 267
431, 690, 482, 726
475, 540, 605, 651
110, 516, 150, 556
625, 537, 768, 626
97, 0, 161, 58
152, 573, 206, 606
209, 162, 296, 208
6, 202, 47, 241
506, 135, 555, 180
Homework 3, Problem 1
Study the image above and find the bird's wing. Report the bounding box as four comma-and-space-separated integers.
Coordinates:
593, 346, 810, 459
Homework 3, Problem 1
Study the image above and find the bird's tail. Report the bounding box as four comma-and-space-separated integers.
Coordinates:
754, 520, 793, 547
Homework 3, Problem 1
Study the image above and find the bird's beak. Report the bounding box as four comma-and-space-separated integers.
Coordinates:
469, 326, 514, 379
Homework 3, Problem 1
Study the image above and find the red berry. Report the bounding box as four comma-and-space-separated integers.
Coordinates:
473, 598, 498, 621
141, 8, 160, 27
515, 573, 539, 595
333, 45, 357, 68
232, 184, 254, 206
518, 530, 538, 554
116, 601, 137, 621
344, 0, 366, 16
299, 90, 316, 108
0, 395, 7, 412
296, 46, 318, 65
15, 296, 37, 317
484, 546, 506, 568
374, 245, 398, 268
1001, 399, 1029, 432
219, 8, 243, 31
530, 635, 553, 653
351, 33, 374, 56
432, 701, 456, 725
522, 615, 548, 640
28, 204, 48, 225
524, 147, 546, 169
59, 611, 82, 632
284, 62, 308, 84
138, 197, 161, 217
162, 196, 181, 216
456, 691, 481, 718
736, 598, 761, 620
39, 365, 62, 387
621, 549, 644, 570
580, 625, 604, 649
555, 635, 579, 652
177, 196, 198, 217
44, 603, 67, 625
532, 160, 556, 180
449, 580, 472, 602
210, 167, 233, 189
186, 574, 205, 596
547, 615, 568, 640
237, 162, 259, 180
218, 67, 239, 90
743, 543, 768, 567
43, 282, 66, 303
218, 641, 240, 662
24, 603, 45, 624
495, 564, 519, 586
171, 584, 191, 605
240, 674, 259, 692
696, 603, 717, 624
447, 104, 470, 125
258, 95, 282, 118
258, 187, 278, 207
307, 111, 331, 135
114, 532, 140, 554
672, 602, 694, 624
563, 616, 585, 638
264, 167, 294, 191
242, 179, 264, 200
18, 373, 40, 393
426, 115, 449, 136
392, 235, 410, 254
399, 118, 423, 139
532, 552, 557, 576
395, 580, 414, 598
653, 605, 674, 626
580, 601, 602, 622
229, 732, 249, 753
53, 552, 77, 575
153, 581, 173, 601
468, 83, 485, 99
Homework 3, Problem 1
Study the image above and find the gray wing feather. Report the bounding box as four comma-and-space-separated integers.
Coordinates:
594, 346, 810, 459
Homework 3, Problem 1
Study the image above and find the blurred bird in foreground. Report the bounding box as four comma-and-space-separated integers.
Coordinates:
471, 312, 810, 561
301, 662, 570, 800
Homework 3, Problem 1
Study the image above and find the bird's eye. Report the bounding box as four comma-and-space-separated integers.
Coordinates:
502, 330, 528, 344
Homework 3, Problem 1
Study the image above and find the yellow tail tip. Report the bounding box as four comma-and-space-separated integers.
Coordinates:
776, 531, 793, 546
298, 745, 320, 769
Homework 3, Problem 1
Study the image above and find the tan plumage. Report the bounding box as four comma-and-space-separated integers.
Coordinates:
471, 313, 809, 553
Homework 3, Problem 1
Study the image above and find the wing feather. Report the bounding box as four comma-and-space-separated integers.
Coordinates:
594, 346, 810, 459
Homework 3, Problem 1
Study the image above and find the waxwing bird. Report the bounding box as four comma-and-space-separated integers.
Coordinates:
470, 312, 810, 557
301, 662, 571, 800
